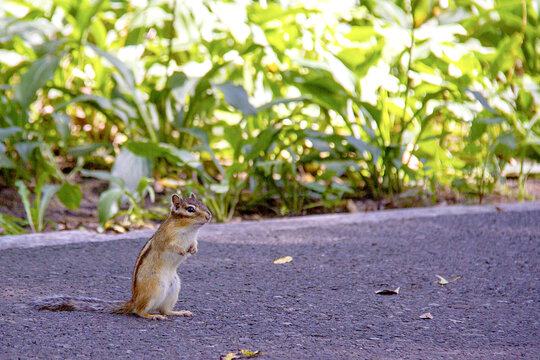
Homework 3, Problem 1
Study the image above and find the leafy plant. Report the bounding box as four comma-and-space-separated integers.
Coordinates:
15, 179, 59, 233
81, 169, 155, 227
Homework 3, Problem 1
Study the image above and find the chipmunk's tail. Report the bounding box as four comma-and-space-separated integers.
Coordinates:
36, 296, 130, 314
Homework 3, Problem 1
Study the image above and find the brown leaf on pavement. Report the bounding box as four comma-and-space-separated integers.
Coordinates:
419, 312, 433, 319
375, 287, 400, 295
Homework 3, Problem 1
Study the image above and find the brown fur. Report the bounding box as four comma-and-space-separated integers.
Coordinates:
37, 193, 211, 320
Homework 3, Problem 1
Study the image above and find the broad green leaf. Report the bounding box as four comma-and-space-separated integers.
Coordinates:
346, 26, 376, 42
111, 148, 153, 195
14, 55, 60, 110
52, 113, 72, 142
98, 188, 124, 225
0, 127, 22, 141
0, 153, 15, 169
57, 182, 82, 210
469, 120, 487, 141
209, 183, 229, 194
67, 143, 111, 156
80, 169, 125, 187
124, 141, 200, 167
215, 82, 258, 116
14, 142, 40, 162
257, 96, 308, 112
85, 43, 135, 87
477, 117, 505, 125
56, 95, 128, 123
496, 133, 517, 151
466, 89, 496, 114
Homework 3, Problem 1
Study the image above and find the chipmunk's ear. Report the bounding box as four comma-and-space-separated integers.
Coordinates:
171, 194, 181, 209
189, 192, 197, 200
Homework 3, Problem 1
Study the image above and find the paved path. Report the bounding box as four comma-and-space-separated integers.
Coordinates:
0, 203, 539, 359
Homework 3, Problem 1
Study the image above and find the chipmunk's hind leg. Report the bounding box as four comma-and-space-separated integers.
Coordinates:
158, 274, 192, 317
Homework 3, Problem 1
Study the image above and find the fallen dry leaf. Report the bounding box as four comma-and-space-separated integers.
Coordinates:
346, 199, 359, 213
419, 312, 433, 319
436, 275, 461, 285
375, 287, 400, 295
220, 350, 263, 360
274, 256, 293, 264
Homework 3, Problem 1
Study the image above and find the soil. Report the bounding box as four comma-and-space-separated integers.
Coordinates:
0, 176, 538, 235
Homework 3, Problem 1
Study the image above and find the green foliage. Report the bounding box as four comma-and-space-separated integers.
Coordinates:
0, 0, 538, 234
15, 178, 59, 233
82, 169, 155, 227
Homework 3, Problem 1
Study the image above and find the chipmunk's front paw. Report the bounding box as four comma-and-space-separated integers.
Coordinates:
187, 243, 198, 255
177, 247, 187, 256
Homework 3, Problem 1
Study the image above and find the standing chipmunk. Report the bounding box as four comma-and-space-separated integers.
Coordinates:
37, 193, 212, 320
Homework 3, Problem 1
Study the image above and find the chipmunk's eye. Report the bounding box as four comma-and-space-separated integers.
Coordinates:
186, 206, 195, 213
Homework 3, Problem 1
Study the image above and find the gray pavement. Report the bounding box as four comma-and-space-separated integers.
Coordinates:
0, 202, 539, 359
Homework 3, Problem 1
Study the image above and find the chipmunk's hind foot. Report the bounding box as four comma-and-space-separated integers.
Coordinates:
163, 310, 193, 317
136, 312, 167, 320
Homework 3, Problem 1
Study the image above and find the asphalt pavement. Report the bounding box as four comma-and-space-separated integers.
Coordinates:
0, 202, 538, 359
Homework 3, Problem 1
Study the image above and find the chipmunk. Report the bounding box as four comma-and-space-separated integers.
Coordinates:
37, 193, 212, 320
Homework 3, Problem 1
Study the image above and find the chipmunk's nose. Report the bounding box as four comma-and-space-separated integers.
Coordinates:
205, 211, 212, 222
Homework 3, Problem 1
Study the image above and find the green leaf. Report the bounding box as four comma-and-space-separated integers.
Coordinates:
53, 113, 72, 142
209, 183, 229, 194
469, 120, 487, 141
0, 213, 27, 235
98, 188, 124, 226
15, 180, 35, 232
80, 169, 125, 187
496, 133, 517, 150
14, 55, 60, 110
0, 127, 22, 141
257, 96, 308, 112
0, 153, 16, 169
37, 184, 59, 232
346, 26, 376, 42
14, 142, 40, 162
124, 141, 200, 167
85, 43, 135, 87
466, 89, 496, 114
136, 177, 154, 197
215, 82, 258, 116
67, 143, 111, 157
57, 182, 82, 210
111, 148, 153, 196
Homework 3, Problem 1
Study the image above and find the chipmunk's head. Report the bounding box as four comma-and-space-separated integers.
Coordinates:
170, 193, 212, 226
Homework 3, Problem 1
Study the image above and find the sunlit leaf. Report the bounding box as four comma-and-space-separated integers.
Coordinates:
57, 182, 82, 210
14, 54, 60, 109
436, 275, 461, 285
215, 82, 258, 116
273, 256, 293, 264
98, 188, 124, 226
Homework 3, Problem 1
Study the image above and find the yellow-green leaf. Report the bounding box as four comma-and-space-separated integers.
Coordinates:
273, 256, 293, 264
